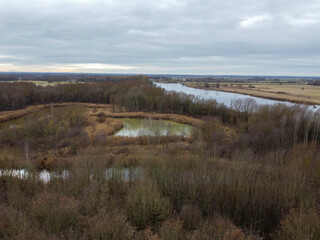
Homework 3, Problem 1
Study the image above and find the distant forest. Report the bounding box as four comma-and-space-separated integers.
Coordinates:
1, 73, 319, 84
0, 73, 141, 82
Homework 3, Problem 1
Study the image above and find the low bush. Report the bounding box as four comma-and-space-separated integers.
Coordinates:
0, 204, 29, 239
188, 215, 262, 240
179, 204, 203, 230
86, 210, 136, 240
273, 209, 320, 240
159, 218, 184, 240
31, 193, 81, 235
126, 180, 171, 230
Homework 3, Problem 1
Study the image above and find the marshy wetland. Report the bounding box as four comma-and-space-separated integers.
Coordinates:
1, 76, 319, 240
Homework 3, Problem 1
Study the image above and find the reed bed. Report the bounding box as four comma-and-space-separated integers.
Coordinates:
0, 103, 112, 124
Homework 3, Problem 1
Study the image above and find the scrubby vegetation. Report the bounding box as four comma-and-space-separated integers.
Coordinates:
0, 75, 319, 239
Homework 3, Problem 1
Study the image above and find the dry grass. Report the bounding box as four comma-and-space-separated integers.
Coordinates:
0, 103, 203, 126
186, 82, 320, 105
92, 111, 204, 126
0, 103, 113, 124
85, 116, 124, 139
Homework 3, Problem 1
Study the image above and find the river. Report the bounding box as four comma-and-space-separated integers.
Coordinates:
154, 82, 320, 111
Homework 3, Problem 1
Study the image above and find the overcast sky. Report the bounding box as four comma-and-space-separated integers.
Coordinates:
0, 0, 320, 75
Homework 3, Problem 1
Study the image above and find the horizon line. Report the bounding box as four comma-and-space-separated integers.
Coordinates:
0, 71, 319, 79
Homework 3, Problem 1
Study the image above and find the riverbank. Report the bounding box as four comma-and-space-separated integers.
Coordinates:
183, 82, 320, 106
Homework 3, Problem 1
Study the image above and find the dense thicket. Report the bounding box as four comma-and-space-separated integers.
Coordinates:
0, 76, 149, 110
0, 81, 320, 239
0, 76, 233, 124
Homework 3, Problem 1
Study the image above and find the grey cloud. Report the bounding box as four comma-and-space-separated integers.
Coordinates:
0, 0, 319, 75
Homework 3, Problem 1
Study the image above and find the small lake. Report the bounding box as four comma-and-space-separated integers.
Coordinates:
114, 118, 193, 137
155, 82, 320, 111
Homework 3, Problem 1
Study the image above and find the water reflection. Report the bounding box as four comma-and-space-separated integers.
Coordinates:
0, 169, 69, 183
0, 168, 143, 183
114, 118, 193, 137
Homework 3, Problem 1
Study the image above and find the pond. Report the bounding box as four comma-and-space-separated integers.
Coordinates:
114, 118, 193, 137
154, 82, 320, 111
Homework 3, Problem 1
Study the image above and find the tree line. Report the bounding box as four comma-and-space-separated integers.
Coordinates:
1, 75, 319, 151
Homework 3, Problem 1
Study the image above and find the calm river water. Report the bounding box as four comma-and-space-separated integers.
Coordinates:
155, 82, 320, 111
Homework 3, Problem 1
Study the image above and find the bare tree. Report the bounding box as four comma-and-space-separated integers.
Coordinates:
304, 111, 312, 145
313, 110, 320, 150
293, 112, 302, 146
280, 114, 287, 146
24, 140, 30, 168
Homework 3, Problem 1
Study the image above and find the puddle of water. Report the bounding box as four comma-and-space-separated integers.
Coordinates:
0, 169, 69, 183
114, 118, 193, 137
105, 167, 144, 181
0, 168, 143, 183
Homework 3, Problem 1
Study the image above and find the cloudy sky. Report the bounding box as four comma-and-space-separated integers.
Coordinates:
0, 0, 320, 75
